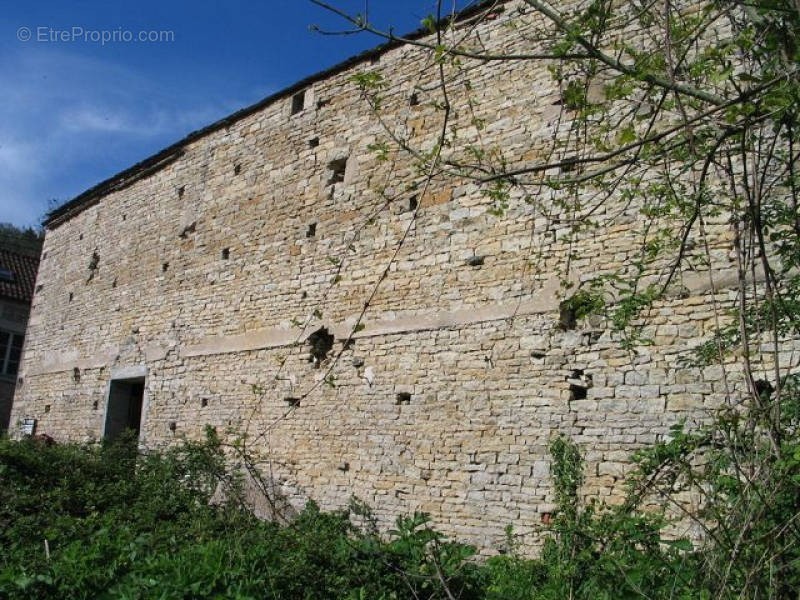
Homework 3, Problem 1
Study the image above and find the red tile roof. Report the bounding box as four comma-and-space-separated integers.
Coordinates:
0, 249, 39, 303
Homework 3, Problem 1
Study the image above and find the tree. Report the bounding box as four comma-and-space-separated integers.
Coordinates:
307, 0, 800, 596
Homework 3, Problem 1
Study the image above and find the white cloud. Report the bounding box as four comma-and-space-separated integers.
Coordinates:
0, 47, 266, 227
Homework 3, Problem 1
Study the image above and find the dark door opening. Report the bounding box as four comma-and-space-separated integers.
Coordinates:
104, 377, 145, 440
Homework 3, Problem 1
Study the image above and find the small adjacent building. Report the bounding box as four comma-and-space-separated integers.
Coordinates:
0, 233, 41, 430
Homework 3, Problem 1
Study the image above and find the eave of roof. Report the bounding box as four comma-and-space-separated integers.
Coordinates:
45, 0, 504, 229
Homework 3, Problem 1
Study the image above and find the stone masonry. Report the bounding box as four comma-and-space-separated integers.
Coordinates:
11, 1, 795, 553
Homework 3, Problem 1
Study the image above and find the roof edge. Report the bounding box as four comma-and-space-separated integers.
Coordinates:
45, 0, 505, 229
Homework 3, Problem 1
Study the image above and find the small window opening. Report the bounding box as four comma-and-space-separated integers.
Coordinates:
306, 223, 317, 238
327, 157, 347, 185
284, 396, 301, 407
201, 397, 208, 408
44, 404, 51, 413
104, 377, 145, 440
221, 248, 230, 260
309, 137, 320, 148
68, 292, 73, 302
169, 421, 177, 432
467, 255, 485, 267
307, 327, 334, 367
234, 164, 241, 175
291, 90, 306, 115
162, 262, 169, 272
409, 93, 419, 106
73, 367, 80, 382
409, 195, 418, 211
178, 185, 185, 198
396, 392, 412, 405
92, 400, 98, 410
112, 278, 118, 289
122, 214, 127, 221
316, 98, 331, 109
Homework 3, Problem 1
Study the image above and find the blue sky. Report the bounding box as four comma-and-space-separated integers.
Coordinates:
0, 1, 456, 228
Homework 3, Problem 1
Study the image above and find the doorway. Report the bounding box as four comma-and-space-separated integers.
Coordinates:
104, 377, 145, 440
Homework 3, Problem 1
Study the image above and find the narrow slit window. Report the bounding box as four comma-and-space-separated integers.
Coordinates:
291, 90, 306, 115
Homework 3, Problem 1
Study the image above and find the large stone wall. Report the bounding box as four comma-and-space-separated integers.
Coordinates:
11, 1, 792, 553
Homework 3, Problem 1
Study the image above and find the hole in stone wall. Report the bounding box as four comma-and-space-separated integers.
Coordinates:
307, 327, 334, 367
122, 214, 126, 221
560, 159, 579, 173
92, 400, 98, 410
569, 383, 587, 401
234, 164, 241, 175
112, 278, 118, 289
87, 250, 100, 281
755, 379, 774, 399
68, 292, 73, 302
309, 137, 320, 148
316, 98, 331, 109
467, 255, 485, 267
179, 222, 196, 239
396, 392, 412, 405
221, 248, 230, 260
327, 157, 347, 185
337, 461, 350, 471
162, 262, 169, 272
79, 233, 84, 240
306, 223, 317, 238
178, 185, 185, 198
169, 421, 177, 432
409, 93, 419, 106
73, 367, 80, 382
284, 396, 300, 407
201, 398, 208, 408
291, 90, 306, 115
44, 405, 50, 413
559, 299, 578, 331
567, 369, 592, 401
409, 195, 418, 211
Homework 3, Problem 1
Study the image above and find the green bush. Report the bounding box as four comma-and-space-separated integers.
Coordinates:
1, 414, 797, 598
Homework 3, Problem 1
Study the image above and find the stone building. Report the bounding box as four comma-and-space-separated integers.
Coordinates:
0, 234, 41, 430
10, 1, 791, 552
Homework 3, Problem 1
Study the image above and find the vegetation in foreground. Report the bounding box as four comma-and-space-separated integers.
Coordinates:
2, 393, 799, 600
